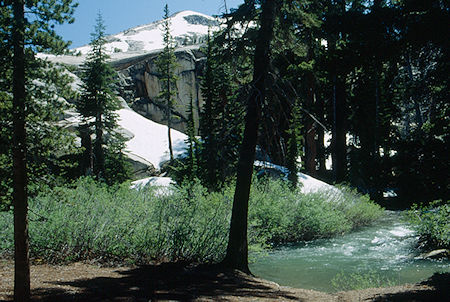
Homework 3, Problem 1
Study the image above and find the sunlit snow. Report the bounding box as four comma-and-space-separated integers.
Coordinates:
75, 11, 220, 55
117, 108, 187, 169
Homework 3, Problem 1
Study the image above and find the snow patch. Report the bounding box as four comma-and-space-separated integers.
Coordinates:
130, 176, 174, 189
116, 108, 187, 169
254, 161, 340, 195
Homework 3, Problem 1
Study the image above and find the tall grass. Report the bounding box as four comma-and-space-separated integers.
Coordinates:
0, 177, 383, 264
331, 270, 399, 291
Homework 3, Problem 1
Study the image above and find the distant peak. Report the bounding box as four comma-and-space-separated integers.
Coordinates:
170, 10, 215, 19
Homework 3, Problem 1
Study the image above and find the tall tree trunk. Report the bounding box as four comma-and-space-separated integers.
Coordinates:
94, 114, 105, 179
329, 0, 347, 184
12, 0, 30, 300
222, 0, 278, 273
317, 97, 327, 177
167, 104, 173, 161
334, 81, 347, 183
406, 52, 423, 129
80, 124, 93, 176
304, 31, 317, 176
167, 61, 174, 161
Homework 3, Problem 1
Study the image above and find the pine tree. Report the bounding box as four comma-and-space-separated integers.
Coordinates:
0, 1, 77, 299
286, 99, 303, 188
223, 0, 279, 273
186, 93, 198, 181
199, 32, 218, 188
77, 13, 128, 183
199, 31, 243, 190
156, 4, 179, 161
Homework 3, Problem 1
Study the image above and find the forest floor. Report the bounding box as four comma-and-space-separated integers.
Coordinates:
0, 259, 448, 302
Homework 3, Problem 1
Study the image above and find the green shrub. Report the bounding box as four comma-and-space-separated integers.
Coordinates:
407, 200, 450, 249
249, 179, 383, 245
0, 177, 383, 264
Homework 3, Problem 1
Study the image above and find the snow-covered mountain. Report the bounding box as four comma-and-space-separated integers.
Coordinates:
53, 10, 338, 193
75, 11, 221, 55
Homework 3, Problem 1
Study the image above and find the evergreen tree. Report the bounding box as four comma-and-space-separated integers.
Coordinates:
223, 0, 279, 273
0, 0, 77, 299
12, 2, 29, 298
1, 2, 78, 210
156, 4, 179, 161
199, 32, 218, 187
199, 31, 243, 190
185, 93, 198, 181
77, 13, 129, 183
285, 98, 303, 188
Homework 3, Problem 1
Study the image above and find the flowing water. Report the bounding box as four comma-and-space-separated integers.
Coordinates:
250, 211, 450, 292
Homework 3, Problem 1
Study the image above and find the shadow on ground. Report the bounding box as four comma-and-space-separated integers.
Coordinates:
27, 262, 300, 301
371, 272, 450, 302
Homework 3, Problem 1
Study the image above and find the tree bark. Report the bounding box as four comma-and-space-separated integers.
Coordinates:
94, 113, 105, 179
12, 0, 30, 300
329, 0, 347, 184
80, 124, 93, 176
317, 96, 327, 177
167, 58, 174, 161
222, 0, 278, 273
305, 34, 317, 176
333, 81, 347, 183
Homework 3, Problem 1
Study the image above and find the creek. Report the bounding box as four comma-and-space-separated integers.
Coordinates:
250, 211, 450, 292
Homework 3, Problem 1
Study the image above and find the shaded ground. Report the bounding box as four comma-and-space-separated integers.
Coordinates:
0, 260, 448, 301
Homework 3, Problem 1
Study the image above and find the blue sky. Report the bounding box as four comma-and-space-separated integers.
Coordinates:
56, 0, 245, 48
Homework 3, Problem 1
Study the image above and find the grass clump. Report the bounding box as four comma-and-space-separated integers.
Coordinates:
0, 177, 383, 264
407, 200, 449, 250
331, 270, 398, 291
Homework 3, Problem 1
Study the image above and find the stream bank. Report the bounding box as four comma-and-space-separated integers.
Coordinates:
0, 259, 448, 301
250, 211, 450, 292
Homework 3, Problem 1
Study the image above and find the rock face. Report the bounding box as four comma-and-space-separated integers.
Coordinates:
114, 45, 205, 134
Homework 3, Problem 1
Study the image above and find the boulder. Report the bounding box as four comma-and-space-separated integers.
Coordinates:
421, 249, 449, 260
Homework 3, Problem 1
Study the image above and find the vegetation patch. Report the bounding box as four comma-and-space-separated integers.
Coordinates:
407, 200, 450, 250
0, 177, 383, 264
331, 270, 399, 291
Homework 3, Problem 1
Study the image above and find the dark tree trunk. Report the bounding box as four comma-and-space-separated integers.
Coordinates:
304, 32, 317, 176
317, 97, 327, 177
333, 80, 347, 183
406, 52, 423, 129
80, 124, 93, 176
94, 114, 105, 179
222, 0, 278, 273
167, 62, 174, 161
328, 0, 347, 184
12, 0, 30, 300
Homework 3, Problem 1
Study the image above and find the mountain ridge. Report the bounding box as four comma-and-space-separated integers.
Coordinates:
74, 10, 221, 55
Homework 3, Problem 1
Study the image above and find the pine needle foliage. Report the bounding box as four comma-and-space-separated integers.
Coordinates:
77, 13, 130, 184
156, 4, 179, 161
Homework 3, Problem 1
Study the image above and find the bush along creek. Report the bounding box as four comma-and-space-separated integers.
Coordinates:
0, 177, 382, 264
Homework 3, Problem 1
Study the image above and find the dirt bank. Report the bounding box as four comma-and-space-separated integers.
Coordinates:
0, 260, 448, 301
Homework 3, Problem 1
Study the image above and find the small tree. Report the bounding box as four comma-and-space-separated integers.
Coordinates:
186, 93, 198, 180
77, 13, 128, 183
156, 4, 179, 161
